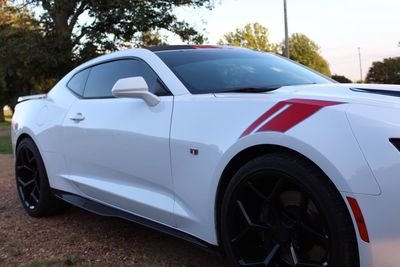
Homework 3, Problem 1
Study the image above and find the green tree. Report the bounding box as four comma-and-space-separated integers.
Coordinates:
331, 74, 352, 83
218, 24, 331, 76
24, 0, 214, 77
0, 0, 56, 121
134, 30, 168, 48
286, 33, 331, 76
366, 57, 400, 84
217, 22, 278, 52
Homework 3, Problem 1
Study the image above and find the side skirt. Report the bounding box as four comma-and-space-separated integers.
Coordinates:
52, 189, 222, 256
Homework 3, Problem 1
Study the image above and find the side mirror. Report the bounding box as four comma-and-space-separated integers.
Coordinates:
112, 76, 160, 106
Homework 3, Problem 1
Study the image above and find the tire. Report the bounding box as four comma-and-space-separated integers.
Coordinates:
15, 138, 69, 217
220, 152, 359, 267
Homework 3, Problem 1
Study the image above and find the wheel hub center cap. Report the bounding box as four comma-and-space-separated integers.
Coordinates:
274, 227, 290, 243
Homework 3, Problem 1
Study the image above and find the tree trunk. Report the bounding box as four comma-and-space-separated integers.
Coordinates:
0, 103, 4, 122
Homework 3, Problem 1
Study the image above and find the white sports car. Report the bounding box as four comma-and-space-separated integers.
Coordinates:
11, 45, 400, 267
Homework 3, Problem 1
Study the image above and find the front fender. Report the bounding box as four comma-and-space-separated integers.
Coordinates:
213, 104, 381, 197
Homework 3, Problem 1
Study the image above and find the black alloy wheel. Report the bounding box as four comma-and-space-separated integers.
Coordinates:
221, 152, 359, 267
16, 145, 41, 210
15, 138, 68, 217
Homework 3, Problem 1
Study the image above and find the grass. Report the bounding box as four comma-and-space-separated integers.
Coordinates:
0, 121, 12, 154
0, 136, 12, 154
0, 122, 10, 131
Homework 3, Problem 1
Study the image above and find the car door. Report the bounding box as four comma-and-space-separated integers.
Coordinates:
62, 59, 175, 226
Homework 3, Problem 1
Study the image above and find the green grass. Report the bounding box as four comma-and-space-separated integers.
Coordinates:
0, 122, 12, 154
0, 122, 10, 131
0, 136, 12, 154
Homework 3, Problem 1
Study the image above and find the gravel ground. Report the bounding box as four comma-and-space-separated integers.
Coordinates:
0, 154, 226, 267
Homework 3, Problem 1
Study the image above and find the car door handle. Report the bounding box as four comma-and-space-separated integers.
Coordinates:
69, 113, 85, 122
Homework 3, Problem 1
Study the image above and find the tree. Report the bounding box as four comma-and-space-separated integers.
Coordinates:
217, 22, 278, 52
218, 24, 331, 76
366, 57, 400, 84
331, 75, 352, 83
133, 30, 168, 48
24, 0, 214, 77
287, 33, 331, 76
0, 0, 56, 121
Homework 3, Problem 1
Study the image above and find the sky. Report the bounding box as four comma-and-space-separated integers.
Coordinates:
166, 0, 399, 81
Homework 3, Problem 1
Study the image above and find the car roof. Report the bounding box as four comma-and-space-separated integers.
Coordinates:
146, 45, 240, 52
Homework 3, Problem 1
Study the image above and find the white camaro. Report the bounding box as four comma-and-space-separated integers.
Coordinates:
11, 45, 400, 267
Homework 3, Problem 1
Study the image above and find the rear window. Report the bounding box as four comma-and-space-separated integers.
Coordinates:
67, 68, 90, 97
156, 49, 332, 94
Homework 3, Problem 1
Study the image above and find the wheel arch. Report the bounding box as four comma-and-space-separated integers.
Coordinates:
16, 132, 34, 148
214, 143, 353, 249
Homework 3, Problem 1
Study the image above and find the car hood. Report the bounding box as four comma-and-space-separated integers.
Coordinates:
215, 83, 400, 108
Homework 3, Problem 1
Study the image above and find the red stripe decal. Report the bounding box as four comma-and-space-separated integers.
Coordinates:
239, 102, 287, 138
240, 99, 344, 138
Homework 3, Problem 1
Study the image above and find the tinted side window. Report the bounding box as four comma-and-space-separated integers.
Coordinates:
67, 68, 90, 96
84, 59, 169, 98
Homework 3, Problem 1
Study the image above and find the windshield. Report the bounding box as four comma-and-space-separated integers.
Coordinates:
155, 49, 333, 94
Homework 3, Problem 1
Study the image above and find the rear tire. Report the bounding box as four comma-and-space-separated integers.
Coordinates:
15, 138, 69, 217
220, 152, 359, 267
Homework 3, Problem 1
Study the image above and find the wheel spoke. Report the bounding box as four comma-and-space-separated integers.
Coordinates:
238, 259, 264, 266
263, 243, 280, 266
17, 176, 36, 188
246, 181, 269, 201
267, 177, 284, 202
237, 200, 252, 224
23, 148, 31, 164
290, 243, 299, 265
17, 164, 34, 174
237, 200, 272, 231
296, 262, 326, 267
18, 186, 25, 201
231, 227, 249, 243
298, 222, 328, 246
30, 190, 39, 203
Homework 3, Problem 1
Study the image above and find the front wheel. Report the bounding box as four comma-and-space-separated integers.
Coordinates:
220, 152, 359, 267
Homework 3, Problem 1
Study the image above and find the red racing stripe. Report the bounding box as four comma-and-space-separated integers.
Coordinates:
239, 102, 287, 138
240, 99, 345, 138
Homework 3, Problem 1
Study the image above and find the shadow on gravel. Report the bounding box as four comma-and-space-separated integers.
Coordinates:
0, 155, 226, 267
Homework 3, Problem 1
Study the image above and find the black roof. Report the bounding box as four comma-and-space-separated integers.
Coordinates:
146, 45, 231, 52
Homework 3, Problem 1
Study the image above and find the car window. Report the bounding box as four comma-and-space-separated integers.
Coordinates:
156, 49, 333, 94
67, 68, 90, 97
83, 59, 169, 98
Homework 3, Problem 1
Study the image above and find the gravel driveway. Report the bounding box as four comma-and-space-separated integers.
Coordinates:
0, 154, 226, 267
